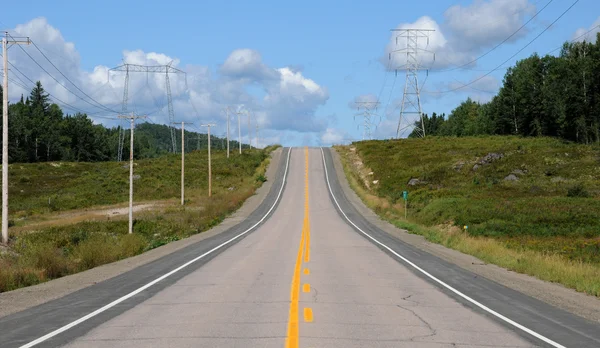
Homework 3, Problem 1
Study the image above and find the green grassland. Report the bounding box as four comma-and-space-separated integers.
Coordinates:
0, 146, 279, 292
336, 136, 600, 295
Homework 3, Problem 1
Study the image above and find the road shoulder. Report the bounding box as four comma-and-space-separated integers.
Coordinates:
0, 148, 284, 319
329, 147, 600, 324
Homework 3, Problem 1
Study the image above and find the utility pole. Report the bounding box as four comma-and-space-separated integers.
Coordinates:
118, 113, 146, 234
255, 122, 259, 148
172, 121, 193, 205
234, 109, 244, 154
353, 101, 380, 140
200, 123, 216, 197
389, 28, 435, 139
246, 110, 252, 149
225, 107, 230, 158
2, 32, 30, 244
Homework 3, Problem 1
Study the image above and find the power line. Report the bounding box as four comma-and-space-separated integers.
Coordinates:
28, 39, 119, 113
425, 0, 580, 95
6, 59, 103, 115
8, 33, 120, 114
432, 0, 554, 74
545, 24, 600, 55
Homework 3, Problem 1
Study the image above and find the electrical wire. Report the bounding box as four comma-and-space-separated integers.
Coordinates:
425, 0, 580, 95
8, 34, 119, 114
431, 0, 554, 73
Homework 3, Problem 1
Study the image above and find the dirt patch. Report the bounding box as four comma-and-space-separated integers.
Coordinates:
10, 202, 169, 234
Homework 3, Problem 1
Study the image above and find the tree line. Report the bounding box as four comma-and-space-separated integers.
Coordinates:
410, 34, 600, 143
0, 82, 245, 164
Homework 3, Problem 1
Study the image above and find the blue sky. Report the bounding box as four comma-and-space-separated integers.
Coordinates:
1, 0, 599, 146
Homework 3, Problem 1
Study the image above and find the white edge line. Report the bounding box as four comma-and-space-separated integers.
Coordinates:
319, 147, 566, 348
21, 148, 293, 348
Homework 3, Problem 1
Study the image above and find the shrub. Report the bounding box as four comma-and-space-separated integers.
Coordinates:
567, 183, 590, 198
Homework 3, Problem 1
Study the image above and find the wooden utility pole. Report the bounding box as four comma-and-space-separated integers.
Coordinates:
173, 121, 193, 205
225, 107, 230, 158
2, 32, 30, 244
200, 123, 216, 197
118, 113, 146, 234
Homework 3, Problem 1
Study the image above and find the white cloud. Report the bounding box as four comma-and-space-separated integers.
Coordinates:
219, 49, 278, 81
383, 1, 538, 70
5, 18, 331, 146
444, 0, 534, 51
573, 17, 600, 43
320, 128, 347, 145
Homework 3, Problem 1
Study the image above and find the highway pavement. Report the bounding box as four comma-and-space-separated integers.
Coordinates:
2, 147, 600, 347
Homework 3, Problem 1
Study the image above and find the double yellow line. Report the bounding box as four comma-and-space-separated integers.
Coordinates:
285, 147, 312, 348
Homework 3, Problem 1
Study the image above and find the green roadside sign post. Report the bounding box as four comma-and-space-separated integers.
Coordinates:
403, 191, 408, 219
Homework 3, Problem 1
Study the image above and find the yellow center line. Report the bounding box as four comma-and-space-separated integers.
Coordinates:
303, 283, 311, 293
303, 308, 314, 323
285, 147, 311, 348
303, 268, 310, 275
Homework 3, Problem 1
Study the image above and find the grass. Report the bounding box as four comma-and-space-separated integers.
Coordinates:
335, 136, 600, 296
8, 147, 274, 217
0, 146, 280, 292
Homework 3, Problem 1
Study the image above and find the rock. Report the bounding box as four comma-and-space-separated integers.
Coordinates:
408, 178, 421, 186
227, 186, 236, 191
372, 180, 379, 185
551, 177, 567, 183
368, 172, 374, 176
511, 169, 525, 176
353, 161, 363, 167
453, 161, 465, 171
132, 174, 141, 180
504, 174, 519, 181
480, 152, 504, 164
349, 147, 356, 152
472, 152, 504, 171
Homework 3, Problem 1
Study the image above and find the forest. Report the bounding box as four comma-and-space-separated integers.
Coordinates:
410, 34, 600, 143
0, 82, 244, 163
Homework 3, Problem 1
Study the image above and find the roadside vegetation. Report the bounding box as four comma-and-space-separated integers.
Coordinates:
0, 146, 280, 292
336, 136, 600, 296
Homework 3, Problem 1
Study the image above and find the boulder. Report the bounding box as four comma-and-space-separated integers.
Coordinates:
504, 174, 519, 181
408, 178, 421, 186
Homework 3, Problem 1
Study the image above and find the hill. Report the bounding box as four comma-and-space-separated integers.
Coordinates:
336, 136, 600, 295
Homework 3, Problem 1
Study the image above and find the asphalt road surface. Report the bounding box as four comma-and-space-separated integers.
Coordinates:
3, 147, 600, 348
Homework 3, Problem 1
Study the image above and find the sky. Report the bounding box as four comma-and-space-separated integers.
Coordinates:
1, 0, 599, 147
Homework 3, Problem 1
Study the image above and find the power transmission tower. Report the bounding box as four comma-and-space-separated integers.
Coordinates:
200, 123, 216, 197
118, 113, 147, 234
389, 29, 435, 139
353, 101, 380, 140
172, 122, 193, 205
109, 63, 186, 158
2, 32, 30, 244
117, 64, 129, 162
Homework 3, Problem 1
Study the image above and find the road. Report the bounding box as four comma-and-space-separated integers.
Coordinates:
2, 147, 600, 347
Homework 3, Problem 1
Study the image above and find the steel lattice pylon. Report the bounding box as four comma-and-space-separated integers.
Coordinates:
389, 29, 435, 139
109, 63, 186, 158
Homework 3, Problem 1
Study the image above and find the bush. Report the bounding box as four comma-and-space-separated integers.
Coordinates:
255, 174, 267, 183
567, 183, 590, 198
